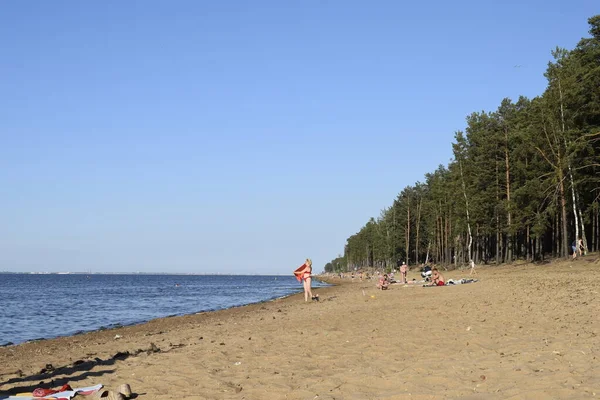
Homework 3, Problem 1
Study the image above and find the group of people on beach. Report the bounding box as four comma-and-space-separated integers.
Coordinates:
376, 261, 410, 290
376, 263, 445, 288
296, 257, 449, 300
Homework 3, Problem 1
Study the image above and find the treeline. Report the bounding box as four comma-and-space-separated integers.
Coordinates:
325, 16, 600, 273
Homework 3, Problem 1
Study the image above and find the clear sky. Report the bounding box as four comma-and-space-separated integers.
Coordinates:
1, 1, 597, 274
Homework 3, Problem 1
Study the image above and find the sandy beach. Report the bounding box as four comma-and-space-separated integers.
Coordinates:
1, 257, 599, 399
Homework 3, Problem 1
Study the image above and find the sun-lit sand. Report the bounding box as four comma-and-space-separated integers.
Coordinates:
1, 257, 599, 399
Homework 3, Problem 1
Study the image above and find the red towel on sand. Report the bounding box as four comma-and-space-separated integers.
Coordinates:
32, 384, 72, 397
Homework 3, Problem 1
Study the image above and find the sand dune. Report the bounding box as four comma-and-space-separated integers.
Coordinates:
1, 257, 599, 399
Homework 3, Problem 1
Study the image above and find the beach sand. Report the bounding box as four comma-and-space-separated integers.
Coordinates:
1, 257, 599, 399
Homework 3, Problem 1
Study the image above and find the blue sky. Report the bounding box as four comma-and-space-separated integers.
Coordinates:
1, 1, 597, 273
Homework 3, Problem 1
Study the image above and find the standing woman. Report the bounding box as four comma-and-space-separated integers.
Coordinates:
578, 238, 585, 257
400, 261, 408, 284
295, 258, 314, 302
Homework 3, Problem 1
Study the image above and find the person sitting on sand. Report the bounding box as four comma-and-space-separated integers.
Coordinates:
431, 267, 445, 286
377, 274, 390, 290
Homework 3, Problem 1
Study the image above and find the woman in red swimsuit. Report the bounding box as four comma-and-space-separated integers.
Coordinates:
294, 258, 314, 301
294, 258, 317, 301
302, 258, 314, 302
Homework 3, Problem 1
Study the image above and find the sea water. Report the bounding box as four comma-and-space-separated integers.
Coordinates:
0, 273, 329, 346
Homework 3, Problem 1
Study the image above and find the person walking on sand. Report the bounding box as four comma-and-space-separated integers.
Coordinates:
294, 259, 315, 302
572, 240, 578, 259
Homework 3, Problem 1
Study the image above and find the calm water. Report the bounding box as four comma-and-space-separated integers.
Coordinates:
0, 274, 328, 346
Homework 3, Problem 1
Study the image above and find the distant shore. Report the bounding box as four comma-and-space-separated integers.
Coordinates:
1, 258, 599, 399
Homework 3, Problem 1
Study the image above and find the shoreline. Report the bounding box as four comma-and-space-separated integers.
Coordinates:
0, 276, 332, 348
0, 279, 343, 396
0, 276, 337, 354
2, 260, 599, 398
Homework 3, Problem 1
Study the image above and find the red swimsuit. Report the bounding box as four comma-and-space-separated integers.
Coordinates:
302, 269, 312, 281
294, 263, 311, 282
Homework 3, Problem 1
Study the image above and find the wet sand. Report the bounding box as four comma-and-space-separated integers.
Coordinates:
1, 257, 599, 399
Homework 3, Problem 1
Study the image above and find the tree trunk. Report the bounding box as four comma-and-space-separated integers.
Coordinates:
574, 186, 588, 255
438, 204, 443, 263
504, 127, 513, 262
448, 212, 451, 265
556, 77, 571, 258
445, 209, 450, 265
405, 198, 410, 265
557, 211, 561, 257
525, 225, 531, 262
495, 159, 501, 265
592, 205, 596, 252
476, 225, 480, 263
435, 213, 441, 263
458, 158, 474, 264
593, 201, 598, 252
578, 206, 588, 255
569, 168, 580, 248
594, 202, 600, 251
558, 170, 569, 258
415, 197, 422, 264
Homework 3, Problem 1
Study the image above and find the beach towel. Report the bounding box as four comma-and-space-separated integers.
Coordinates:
0, 384, 103, 400
447, 278, 478, 285
423, 278, 478, 287
294, 263, 308, 282
33, 384, 72, 397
